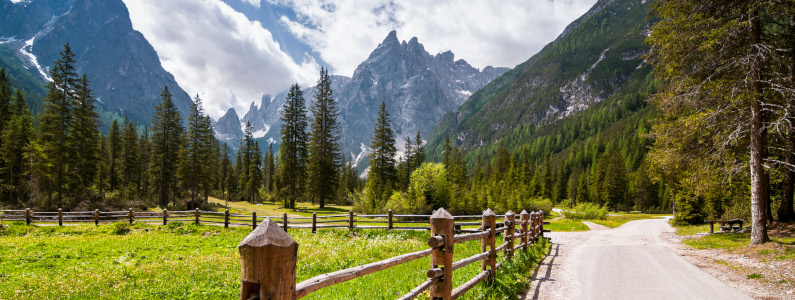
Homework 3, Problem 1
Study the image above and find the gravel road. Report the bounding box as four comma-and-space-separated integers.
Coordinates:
526, 218, 753, 300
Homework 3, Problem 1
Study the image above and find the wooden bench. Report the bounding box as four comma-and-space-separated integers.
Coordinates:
705, 219, 744, 233
295, 207, 308, 212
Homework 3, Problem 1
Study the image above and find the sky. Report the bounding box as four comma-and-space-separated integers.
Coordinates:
122, 0, 597, 119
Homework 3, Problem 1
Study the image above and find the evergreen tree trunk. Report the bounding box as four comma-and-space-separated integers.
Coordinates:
749, 7, 769, 244
779, 15, 795, 222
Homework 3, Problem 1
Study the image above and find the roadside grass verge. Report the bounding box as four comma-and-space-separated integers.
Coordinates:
0, 222, 547, 300
546, 218, 589, 231
673, 222, 795, 262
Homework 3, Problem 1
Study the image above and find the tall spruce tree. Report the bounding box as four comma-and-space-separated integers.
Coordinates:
179, 95, 215, 206
150, 86, 184, 207
121, 120, 139, 198
1, 90, 34, 205
246, 141, 263, 202
278, 84, 308, 209
108, 120, 122, 193
307, 67, 342, 208
138, 127, 151, 198
263, 143, 275, 193
367, 101, 397, 210
72, 74, 100, 192
219, 142, 231, 199
38, 43, 78, 207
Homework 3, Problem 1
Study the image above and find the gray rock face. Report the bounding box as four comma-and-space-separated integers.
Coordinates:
1, 0, 192, 125
215, 107, 243, 141
235, 30, 507, 160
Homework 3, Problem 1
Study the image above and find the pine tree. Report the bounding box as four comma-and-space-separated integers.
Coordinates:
414, 131, 425, 169
0, 68, 11, 144
179, 95, 216, 207
108, 120, 122, 193
307, 67, 342, 208
37, 43, 78, 207
246, 141, 263, 202
121, 120, 139, 198
367, 101, 397, 210
138, 127, 151, 198
278, 84, 308, 209
601, 152, 627, 212
150, 86, 184, 207
1, 90, 34, 205
263, 143, 275, 194
219, 142, 231, 199
72, 74, 100, 192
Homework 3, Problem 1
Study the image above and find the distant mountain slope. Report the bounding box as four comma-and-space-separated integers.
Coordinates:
231, 31, 508, 163
427, 0, 653, 157
0, 0, 192, 125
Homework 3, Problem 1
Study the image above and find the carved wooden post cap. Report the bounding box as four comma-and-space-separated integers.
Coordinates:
239, 218, 298, 300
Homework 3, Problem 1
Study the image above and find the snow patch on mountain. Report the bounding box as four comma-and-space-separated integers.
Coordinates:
21, 37, 51, 81
251, 125, 270, 139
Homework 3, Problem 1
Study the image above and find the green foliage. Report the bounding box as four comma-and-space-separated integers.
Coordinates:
307, 67, 342, 208
367, 102, 397, 209
671, 191, 705, 226
407, 163, 450, 212
562, 203, 608, 220
278, 83, 309, 209
149, 87, 184, 208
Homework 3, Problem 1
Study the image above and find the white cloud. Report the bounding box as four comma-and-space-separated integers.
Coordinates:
274, 0, 596, 76
241, 0, 261, 8
123, 0, 318, 119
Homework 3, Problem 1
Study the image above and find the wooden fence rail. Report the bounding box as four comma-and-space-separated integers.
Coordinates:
237, 207, 549, 300
0, 208, 542, 237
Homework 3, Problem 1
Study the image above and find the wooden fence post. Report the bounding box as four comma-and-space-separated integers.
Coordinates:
388, 209, 393, 230
482, 208, 496, 282
283, 213, 288, 232
520, 210, 529, 252
129, 208, 134, 224
225, 209, 230, 228
239, 218, 298, 300
253, 212, 258, 230
429, 208, 454, 300
195, 208, 200, 225
312, 212, 317, 233
540, 211, 545, 239
531, 212, 538, 243
25, 208, 31, 225
58, 208, 63, 226
163, 209, 168, 225
504, 210, 515, 259
348, 210, 354, 230
94, 209, 99, 226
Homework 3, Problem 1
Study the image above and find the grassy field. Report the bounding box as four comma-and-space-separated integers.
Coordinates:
0, 222, 548, 300
208, 197, 352, 218
545, 218, 589, 231
673, 223, 795, 260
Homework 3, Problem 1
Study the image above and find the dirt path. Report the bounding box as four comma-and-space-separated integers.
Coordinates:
526, 218, 753, 299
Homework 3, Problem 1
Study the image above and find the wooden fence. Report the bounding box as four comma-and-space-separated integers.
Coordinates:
0, 208, 519, 233
238, 208, 550, 300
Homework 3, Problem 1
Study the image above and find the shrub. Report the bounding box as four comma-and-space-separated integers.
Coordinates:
523, 197, 553, 215
563, 203, 608, 220
107, 222, 131, 235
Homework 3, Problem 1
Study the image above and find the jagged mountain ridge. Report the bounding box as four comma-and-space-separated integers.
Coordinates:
219, 31, 508, 163
427, 0, 653, 155
0, 0, 193, 125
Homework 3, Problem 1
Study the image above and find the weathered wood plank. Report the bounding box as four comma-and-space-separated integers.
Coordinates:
294, 248, 433, 298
